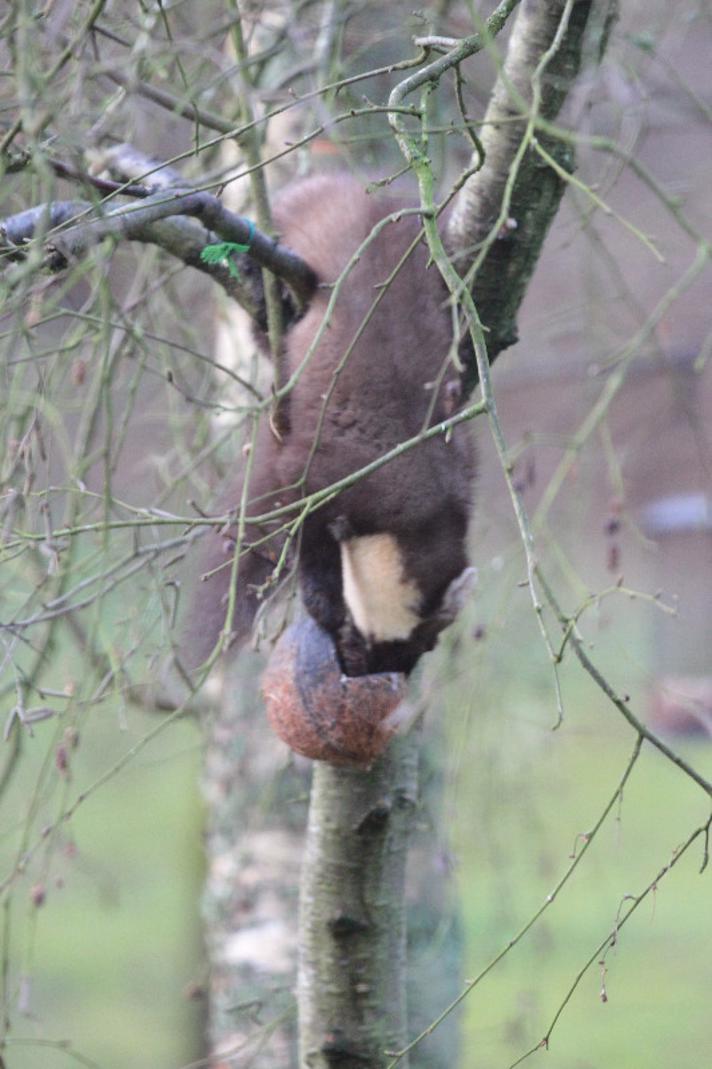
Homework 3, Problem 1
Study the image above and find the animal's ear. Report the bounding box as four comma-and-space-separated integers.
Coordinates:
436, 566, 477, 627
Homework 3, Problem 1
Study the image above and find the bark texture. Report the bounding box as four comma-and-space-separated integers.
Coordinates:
298, 732, 420, 1069
448, 0, 616, 381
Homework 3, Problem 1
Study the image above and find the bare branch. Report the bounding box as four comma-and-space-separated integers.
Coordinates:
0, 183, 318, 319
100, 67, 239, 136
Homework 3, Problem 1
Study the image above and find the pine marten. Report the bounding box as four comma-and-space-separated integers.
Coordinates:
188, 174, 475, 676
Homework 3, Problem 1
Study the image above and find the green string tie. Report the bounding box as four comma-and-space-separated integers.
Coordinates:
200, 220, 255, 279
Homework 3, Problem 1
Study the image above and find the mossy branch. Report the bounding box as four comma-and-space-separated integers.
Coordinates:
445, 0, 618, 378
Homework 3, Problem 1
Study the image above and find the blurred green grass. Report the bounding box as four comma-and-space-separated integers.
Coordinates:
443, 573, 712, 1069
0, 699, 204, 1069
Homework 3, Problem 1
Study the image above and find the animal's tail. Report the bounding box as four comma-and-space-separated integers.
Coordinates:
182, 441, 293, 671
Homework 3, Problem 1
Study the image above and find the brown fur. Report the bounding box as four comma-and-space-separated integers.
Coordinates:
188, 174, 475, 674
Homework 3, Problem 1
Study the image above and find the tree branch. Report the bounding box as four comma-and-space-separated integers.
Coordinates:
1, 169, 317, 322
446, 0, 618, 375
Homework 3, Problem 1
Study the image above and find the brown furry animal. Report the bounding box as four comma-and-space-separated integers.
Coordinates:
189, 174, 475, 675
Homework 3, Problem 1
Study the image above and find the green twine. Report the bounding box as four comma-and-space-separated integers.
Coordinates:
200, 220, 255, 279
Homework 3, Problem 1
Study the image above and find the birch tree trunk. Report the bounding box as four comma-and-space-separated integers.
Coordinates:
203, 654, 308, 1068
298, 733, 420, 1069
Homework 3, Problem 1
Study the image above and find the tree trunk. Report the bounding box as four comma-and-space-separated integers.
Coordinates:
202, 653, 308, 1067
298, 732, 420, 1069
